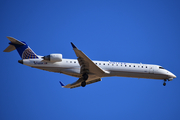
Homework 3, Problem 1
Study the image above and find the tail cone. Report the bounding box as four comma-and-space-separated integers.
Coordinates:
18, 60, 23, 64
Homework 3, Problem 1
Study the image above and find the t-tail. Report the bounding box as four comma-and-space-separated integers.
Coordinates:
3, 37, 39, 59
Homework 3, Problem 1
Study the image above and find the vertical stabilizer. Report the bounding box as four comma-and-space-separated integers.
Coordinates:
3, 37, 39, 59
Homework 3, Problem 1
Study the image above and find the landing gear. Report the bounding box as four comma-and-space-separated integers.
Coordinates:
163, 82, 166, 86
82, 73, 88, 80
163, 79, 167, 86
81, 73, 88, 87
81, 81, 86, 87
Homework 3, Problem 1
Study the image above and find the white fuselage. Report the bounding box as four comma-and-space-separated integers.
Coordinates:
22, 58, 176, 81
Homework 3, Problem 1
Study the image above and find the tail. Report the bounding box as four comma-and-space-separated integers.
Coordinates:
3, 37, 39, 59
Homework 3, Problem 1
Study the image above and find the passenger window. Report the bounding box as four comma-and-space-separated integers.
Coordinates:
134, 65, 135, 67
70, 61, 72, 63
129, 65, 131, 67
146, 66, 147, 68
142, 66, 143, 68
99, 63, 101, 65
103, 63, 105, 65
125, 65, 127, 67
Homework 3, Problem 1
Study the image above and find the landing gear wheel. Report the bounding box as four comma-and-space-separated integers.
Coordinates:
81, 81, 86, 87
163, 82, 166, 86
82, 73, 88, 80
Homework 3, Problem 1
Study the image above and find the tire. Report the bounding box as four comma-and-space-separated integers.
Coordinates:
81, 81, 86, 87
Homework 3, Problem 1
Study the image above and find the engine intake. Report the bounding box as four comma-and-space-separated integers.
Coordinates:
42, 54, 62, 62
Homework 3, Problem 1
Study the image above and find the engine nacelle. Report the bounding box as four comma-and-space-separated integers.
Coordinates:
43, 54, 62, 62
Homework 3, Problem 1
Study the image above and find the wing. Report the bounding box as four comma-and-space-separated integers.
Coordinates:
71, 42, 109, 76
60, 43, 109, 89
60, 77, 102, 89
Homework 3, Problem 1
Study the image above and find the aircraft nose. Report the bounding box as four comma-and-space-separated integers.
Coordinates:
169, 73, 176, 79
167, 72, 176, 81
172, 74, 176, 78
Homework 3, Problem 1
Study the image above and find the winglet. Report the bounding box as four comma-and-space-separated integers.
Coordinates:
71, 42, 77, 49
59, 81, 65, 88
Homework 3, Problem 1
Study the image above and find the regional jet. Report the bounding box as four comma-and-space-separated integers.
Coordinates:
4, 37, 176, 88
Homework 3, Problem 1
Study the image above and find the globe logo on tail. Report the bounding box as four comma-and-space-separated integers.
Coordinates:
22, 47, 38, 59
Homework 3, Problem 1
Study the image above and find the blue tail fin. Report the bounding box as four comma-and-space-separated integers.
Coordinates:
4, 37, 38, 59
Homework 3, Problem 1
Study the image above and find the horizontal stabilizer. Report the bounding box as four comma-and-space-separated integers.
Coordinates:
3, 37, 26, 52
6, 37, 25, 45
3, 45, 16, 52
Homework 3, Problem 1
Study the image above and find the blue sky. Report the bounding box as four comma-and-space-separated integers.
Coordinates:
1, 0, 180, 120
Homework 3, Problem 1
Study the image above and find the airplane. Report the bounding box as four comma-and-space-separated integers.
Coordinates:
4, 37, 176, 88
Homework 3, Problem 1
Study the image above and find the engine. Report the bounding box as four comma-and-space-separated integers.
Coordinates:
42, 54, 62, 62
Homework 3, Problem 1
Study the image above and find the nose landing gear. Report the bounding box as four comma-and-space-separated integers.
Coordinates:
163, 79, 167, 86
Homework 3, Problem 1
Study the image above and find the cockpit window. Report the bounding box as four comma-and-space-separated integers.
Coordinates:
159, 67, 164, 69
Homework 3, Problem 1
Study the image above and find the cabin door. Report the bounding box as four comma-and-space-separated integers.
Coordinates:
149, 66, 154, 74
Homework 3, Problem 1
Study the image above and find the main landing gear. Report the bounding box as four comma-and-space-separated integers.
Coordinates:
163, 79, 167, 86
81, 81, 86, 87
81, 73, 88, 87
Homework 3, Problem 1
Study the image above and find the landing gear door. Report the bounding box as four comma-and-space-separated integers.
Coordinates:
149, 66, 154, 74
